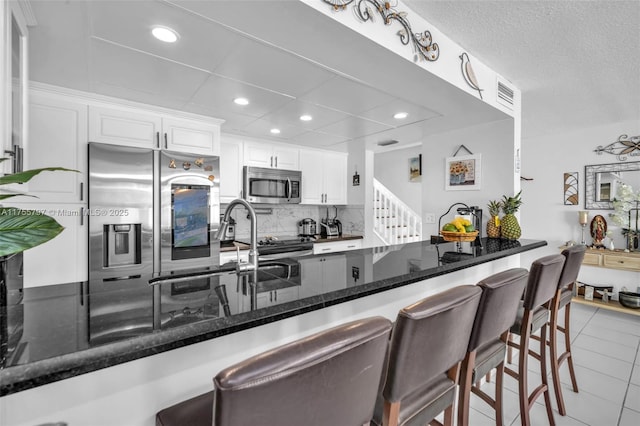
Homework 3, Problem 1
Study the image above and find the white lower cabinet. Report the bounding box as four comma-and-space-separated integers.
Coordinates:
256, 287, 299, 309
313, 239, 362, 254
16, 202, 87, 287
300, 149, 347, 205
219, 250, 249, 265
299, 254, 347, 297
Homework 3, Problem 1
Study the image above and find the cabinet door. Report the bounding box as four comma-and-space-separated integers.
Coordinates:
299, 149, 323, 204
323, 152, 347, 205
220, 136, 244, 203
26, 94, 88, 204
273, 145, 299, 170
243, 141, 274, 168
299, 258, 325, 298
163, 117, 220, 156
322, 255, 347, 292
20, 203, 87, 287
89, 106, 161, 149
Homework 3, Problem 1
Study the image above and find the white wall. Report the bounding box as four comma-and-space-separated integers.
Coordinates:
520, 118, 640, 291
421, 119, 516, 238
374, 146, 423, 213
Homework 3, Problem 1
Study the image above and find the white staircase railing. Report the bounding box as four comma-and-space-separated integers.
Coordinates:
373, 178, 422, 245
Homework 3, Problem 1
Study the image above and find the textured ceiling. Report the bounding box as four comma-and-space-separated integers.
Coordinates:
405, 0, 640, 139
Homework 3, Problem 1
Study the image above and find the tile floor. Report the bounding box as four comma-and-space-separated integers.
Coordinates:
464, 303, 640, 425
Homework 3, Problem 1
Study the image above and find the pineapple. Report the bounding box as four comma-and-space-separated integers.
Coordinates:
486, 200, 502, 238
500, 191, 523, 240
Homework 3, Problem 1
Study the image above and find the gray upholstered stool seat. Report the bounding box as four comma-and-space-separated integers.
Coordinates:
373, 285, 483, 426
457, 268, 529, 426
505, 254, 566, 426
156, 316, 392, 426
548, 245, 586, 415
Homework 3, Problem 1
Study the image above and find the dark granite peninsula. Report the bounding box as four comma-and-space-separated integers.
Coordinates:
0, 238, 545, 426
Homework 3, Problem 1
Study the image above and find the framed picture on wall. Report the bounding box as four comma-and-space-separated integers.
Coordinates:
445, 154, 481, 190
409, 154, 422, 182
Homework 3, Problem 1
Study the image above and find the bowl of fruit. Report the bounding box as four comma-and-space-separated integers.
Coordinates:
440, 218, 479, 242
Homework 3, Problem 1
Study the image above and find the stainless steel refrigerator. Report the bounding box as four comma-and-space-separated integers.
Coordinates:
88, 143, 220, 283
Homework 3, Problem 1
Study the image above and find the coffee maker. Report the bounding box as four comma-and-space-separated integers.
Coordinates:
456, 205, 482, 246
320, 206, 342, 237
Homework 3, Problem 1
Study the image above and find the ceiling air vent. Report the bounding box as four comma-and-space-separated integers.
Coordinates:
496, 77, 515, 110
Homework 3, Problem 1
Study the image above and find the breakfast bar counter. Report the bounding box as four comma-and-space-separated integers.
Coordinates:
0, 238, 545, 426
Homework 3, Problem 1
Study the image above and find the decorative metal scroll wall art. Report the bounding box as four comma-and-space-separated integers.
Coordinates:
564, 172, 578, 205
594, 134, 640, 161
322, 0, 440, 62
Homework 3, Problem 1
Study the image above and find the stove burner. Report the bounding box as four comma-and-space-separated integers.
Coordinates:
258, 235, 315, 246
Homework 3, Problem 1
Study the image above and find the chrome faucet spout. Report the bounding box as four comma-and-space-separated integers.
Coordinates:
219, 199, 258, 273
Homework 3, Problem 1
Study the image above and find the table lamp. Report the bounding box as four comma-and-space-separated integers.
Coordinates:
579, 211, 589, 245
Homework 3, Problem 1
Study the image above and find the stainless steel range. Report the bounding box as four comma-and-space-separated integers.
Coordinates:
239, 235, 314, 259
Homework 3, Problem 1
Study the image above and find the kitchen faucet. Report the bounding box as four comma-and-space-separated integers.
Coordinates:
217, 198, 258, 273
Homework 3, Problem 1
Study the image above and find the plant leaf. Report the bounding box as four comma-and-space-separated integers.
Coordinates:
0, 193, 35, 201
0, 208, 64, 256
0, 167, 78, 186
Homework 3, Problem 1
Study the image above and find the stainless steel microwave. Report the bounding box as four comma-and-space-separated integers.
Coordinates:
243, 166, 301, 204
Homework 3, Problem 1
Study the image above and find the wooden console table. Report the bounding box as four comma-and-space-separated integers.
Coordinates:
582, 247, 640, 271
562, 246, 640, 316
572, 296, 640, 317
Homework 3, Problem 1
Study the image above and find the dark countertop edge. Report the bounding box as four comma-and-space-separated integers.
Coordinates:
0, 239, 546, 397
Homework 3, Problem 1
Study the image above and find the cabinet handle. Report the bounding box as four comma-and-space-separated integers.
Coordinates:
275, 156, 278, 168
347, 245, 355, 248
164, 133, 168, 149
80, 207, 84, 226
156, 132, 160, 149
322, 248, 331, 252
270, 156, 273, 167
80, 182, 84, 201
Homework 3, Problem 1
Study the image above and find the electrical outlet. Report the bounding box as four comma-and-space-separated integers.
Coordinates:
425, 213, 436, 224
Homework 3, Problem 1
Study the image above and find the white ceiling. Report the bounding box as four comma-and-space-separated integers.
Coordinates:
405, 0, 640, 140
27, 1, 638, 152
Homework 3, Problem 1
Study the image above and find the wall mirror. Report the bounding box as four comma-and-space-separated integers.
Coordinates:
585, 162, 640, 209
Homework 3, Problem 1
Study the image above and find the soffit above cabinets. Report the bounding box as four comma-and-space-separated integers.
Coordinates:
28, 0, 510, 152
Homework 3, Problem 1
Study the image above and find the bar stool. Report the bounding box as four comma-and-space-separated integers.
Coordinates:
505, 254, 565, 426
547, 245, 585, 415
457, 268, 529, 426
373, 285, 482, 426
156, 316, 392, 426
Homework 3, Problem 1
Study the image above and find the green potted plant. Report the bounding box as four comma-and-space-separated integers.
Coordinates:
0, 159, 76, 256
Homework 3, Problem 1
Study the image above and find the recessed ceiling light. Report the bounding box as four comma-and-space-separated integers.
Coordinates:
393, 112, 409, 119
377, 140, 399, 146
233, 97, 249, 106
270, 128, 281, 134
152, 26, 179, 43
299, 114, 313, 122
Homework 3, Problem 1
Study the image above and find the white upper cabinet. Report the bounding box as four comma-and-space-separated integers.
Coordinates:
300, 149, 347, 205
220, 135, 244, 203
162, 117, 220, 156
243, 140, 299, 170
24, 91, 88, 204
88, 106, 161, 149
89, 105, 221, 155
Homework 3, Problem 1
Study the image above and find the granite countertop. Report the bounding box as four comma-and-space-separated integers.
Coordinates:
0, 238, 546, 396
